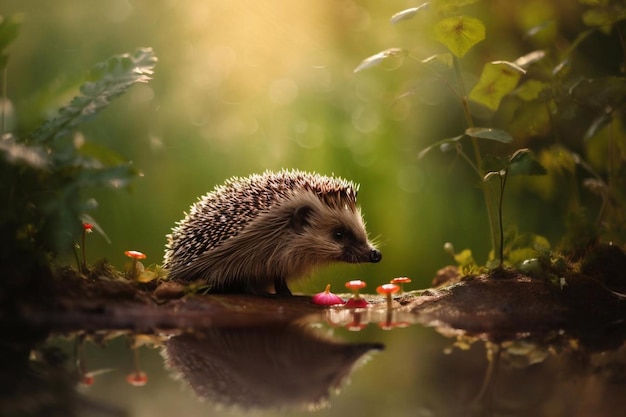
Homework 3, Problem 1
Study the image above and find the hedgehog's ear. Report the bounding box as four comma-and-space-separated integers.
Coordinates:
291, 205, 313, 233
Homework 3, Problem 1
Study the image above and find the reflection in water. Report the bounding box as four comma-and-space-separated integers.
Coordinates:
162, 323, 383, 410
421, 331, 626, 417
4, 296, 626, 416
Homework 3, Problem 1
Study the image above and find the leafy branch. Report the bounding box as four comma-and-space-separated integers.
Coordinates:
31, 48, 157, 145
1, 39, 157, 257
355, 1, 539, 267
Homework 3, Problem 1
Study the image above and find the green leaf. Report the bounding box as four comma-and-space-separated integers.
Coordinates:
390, 4, 429, 24
0, 14, 23, 69
0, 14, 22, 55
507, 148, 547, 176
465, 127, 513, 143
508, 101, 552, 138
481, 154, 507, 173
354, 48, 407, 73
582, 7, 626, 34
418, 134, 464, 159
453, 248, 475, 267
80, 213, 112, 244
432, 16, 485, 58
469, 61, 524, 111
31, 48, 157, 144
515, 80, 548, 101
508, 248, 540, 266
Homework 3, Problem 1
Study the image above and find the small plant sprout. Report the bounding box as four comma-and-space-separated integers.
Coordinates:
125, 250, 147, 280
390, 277, 411, 293
377, 283, 400, 310
345, 280, 369, 308
443, 242, 478, 275
312, 284, 345, 306
80, 222, 93, 273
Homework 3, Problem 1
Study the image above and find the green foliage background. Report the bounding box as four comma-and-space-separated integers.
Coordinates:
2, 0, 624, 293
2, 1, 626, 416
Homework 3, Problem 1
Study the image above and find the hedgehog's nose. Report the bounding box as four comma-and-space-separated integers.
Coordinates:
370, 249, 382, 263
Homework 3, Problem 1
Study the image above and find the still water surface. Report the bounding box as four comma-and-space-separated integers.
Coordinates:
35, 314, 626, 417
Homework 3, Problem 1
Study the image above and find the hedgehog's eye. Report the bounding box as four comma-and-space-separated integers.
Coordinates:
332, 227, 347, 241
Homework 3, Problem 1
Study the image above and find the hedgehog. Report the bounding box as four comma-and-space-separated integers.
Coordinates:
163, 169, 382, 296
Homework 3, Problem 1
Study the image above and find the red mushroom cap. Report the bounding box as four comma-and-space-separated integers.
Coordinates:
126, 371, 148, 387
345, 280, 367, 290
376, 283, 400, 295
390, 277, 412, 284
82, 223, 93, 231
124, 250, 147, 260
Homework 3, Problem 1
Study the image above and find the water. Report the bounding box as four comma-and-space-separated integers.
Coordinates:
5, 297, 626, 417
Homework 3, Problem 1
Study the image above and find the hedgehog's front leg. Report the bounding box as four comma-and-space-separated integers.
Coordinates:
274, 277, 293, 297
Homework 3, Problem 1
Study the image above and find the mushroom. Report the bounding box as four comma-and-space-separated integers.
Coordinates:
312, 284, 345, 306
376, 283, 400, 309
126, 371, 148, 387
390, 277, 412, 293
345, 280, 368, 308
124, 250, 147, 279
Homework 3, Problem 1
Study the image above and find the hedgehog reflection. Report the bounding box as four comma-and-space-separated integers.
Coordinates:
162, 324, 383, 409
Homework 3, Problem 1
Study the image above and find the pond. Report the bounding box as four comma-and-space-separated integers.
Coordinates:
5, 282, 626, 417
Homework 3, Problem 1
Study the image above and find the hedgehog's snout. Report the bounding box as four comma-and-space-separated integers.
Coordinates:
370, 249, 382, 263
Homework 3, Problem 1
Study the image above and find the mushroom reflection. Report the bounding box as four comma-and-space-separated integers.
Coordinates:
162, 323, 383, 409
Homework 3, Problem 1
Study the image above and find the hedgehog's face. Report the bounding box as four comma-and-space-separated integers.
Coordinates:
286, 192, 382, 266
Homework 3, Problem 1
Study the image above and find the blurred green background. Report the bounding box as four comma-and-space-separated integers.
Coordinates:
2, 0, 609, 291
4, 2, 625, 417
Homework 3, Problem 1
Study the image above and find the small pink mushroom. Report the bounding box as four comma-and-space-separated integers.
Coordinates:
312, 284, 345, 306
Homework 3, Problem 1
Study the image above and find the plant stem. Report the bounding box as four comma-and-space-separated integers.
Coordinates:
1, 66, 7, 137
81, 229, 87, 273
452, 57, 500, 264
73, 243, 82, 273
498, 170, 509, 267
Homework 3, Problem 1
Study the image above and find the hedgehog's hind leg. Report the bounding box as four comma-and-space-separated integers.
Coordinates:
274, 278, 293, 297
